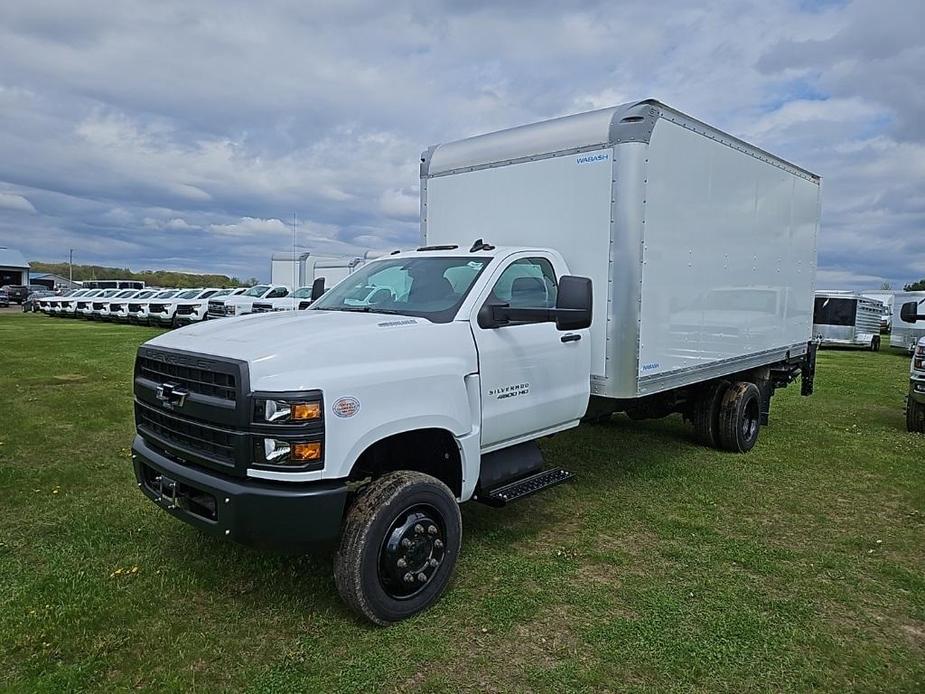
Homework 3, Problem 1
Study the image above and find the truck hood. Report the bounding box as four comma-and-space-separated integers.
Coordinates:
143, 309, 476, 391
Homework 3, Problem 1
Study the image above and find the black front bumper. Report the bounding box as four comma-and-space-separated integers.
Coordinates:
132, 435, 347, 552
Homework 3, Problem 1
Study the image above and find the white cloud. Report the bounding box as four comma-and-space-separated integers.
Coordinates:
0, 192, 36, 213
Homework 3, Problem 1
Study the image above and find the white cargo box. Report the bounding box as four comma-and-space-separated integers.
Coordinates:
422, 99, 821, 399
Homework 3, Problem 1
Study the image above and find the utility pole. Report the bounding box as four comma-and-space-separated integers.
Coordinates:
69, 249, 74, 285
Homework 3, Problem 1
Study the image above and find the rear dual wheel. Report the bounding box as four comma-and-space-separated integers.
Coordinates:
693, 380, 762, 453
718, 382, 762, 453
334, 471, 461, 626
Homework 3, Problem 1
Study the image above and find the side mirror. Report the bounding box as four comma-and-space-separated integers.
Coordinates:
900, 301, 923, 324
310, 277, 326, 301
555, 275, 593, 331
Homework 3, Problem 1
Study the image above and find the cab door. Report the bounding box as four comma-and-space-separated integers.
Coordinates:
471, 254, 591, 450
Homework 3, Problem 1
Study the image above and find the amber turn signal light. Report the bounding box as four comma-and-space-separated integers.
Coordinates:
291, 442, 322, 461
291, 402, 322, 421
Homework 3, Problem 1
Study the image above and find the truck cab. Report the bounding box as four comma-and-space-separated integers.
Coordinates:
132, 245, 592, 624
207, 284, 290, 319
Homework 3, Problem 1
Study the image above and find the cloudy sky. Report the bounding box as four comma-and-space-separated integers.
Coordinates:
0, 0, 922, 287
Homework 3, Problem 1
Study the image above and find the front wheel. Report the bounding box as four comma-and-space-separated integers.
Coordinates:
870, 336, 881, 352
334, 471, 461, 625
908, 396, 925, 433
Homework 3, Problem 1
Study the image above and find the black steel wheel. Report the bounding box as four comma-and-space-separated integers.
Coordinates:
717, 381, 762, 453
334, 471, 461, 625
908, 396, 925, 434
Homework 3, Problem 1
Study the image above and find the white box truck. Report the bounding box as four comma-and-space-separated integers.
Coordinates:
129, 99, 820, 625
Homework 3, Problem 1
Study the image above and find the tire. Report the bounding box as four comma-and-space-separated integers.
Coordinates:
692, 380, 730, 448
334, 471, 461, 626
908, 397, 925, 434
717, 381, 762, 453
871, 336, 881, 352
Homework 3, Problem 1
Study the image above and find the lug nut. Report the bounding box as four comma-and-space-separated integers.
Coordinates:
427, 525, 438, 535
397, 558, 407, 568
404, 572, 414, 583
434, 539, 444, 549
417, 573, 427, 583
401, 538, 412, 548
414, 524, 424, 535
429, 558, 438, 567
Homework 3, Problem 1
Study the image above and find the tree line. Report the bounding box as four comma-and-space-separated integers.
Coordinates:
30, 261, 259, 289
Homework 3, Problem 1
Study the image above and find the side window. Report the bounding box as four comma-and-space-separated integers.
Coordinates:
488, 257, 558, 319
268, 287, 289, 298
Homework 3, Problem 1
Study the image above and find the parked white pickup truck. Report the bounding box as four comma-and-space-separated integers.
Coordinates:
110, 289, 156, 321
208, 284, 290, 319
64, 289, 104, 317
147, 288, 224, 327
175, 288, 247, 325
252, 285, 322, 313
41, 289, 84, 315
128, 289, 180, 325
900, 301, 925, 432
131, 100, 820, 625
92, 289, 141, 320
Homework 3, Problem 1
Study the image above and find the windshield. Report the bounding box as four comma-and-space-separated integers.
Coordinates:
292, 287, 313, 299
99, 289, 119, 297
115, 290, 135, 298
177, 289, 201, 299
155, 290, 179, 299
244, 285, 270, 297
134, 290, 155, 299
310, 256, 489, 322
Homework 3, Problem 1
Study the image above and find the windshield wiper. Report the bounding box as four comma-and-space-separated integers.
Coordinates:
317, 306, 405, 315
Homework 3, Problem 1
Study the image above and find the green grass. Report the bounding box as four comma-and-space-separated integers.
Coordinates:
1, 313, 923, 692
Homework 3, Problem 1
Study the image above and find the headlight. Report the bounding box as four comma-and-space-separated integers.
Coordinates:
256, 398, 322, 423
262, 438, 322, 465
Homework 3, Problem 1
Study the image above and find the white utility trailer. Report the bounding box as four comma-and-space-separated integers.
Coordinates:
892, 291, 925, 353
422, 99, 821, 419
813, 291, 885, 350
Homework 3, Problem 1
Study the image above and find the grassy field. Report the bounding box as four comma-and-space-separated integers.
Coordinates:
1, 313, 923, 692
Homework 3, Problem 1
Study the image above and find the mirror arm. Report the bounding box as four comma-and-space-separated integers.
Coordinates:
489, 305, 588, 325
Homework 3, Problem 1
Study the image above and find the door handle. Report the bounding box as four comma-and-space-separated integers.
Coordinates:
561, 334, 581, 343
